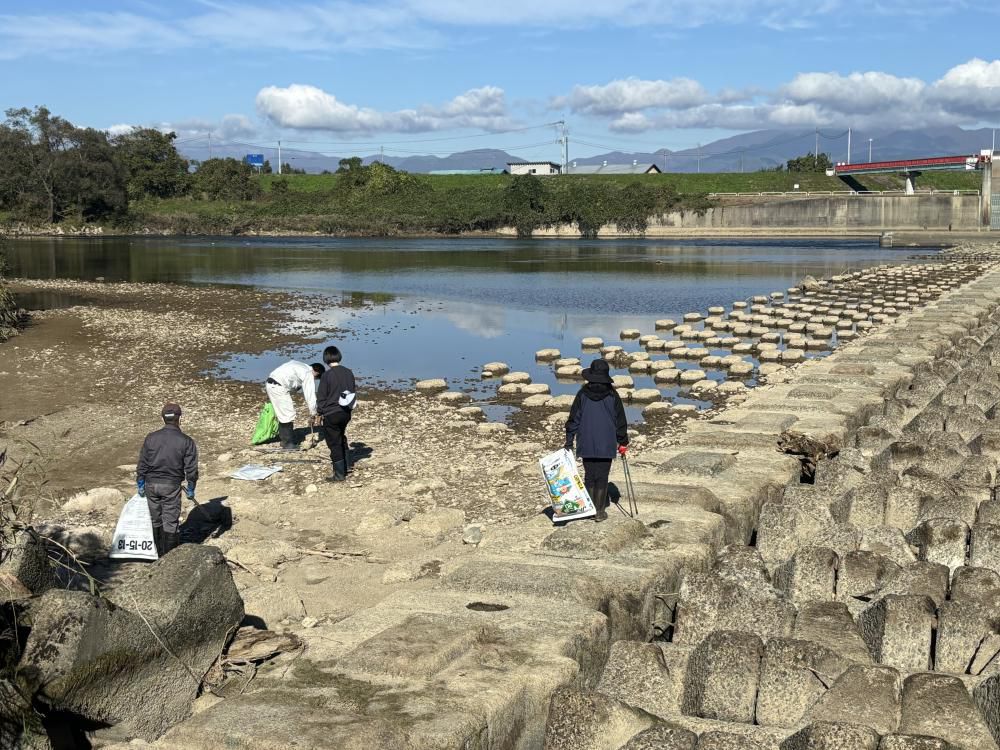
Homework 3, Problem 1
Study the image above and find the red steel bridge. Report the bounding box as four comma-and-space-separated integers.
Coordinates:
829, 152, 992, 194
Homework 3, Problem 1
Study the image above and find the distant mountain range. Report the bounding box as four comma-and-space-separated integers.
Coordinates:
177, 126, 997, 174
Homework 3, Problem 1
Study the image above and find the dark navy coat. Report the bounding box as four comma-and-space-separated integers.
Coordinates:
564, 383, 629, 459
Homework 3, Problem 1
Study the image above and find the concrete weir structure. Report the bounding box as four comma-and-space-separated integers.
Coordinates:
138, 245, 1000, 749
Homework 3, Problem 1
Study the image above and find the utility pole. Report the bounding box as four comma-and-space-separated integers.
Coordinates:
740, 150, 744, 173
847, 128, 852, 165
277, 140, 282, 175
208, 131, 212, 160
380, 145, 384, 164
814, 128, 819, 168
697, 143, 702, 173
868, 138, 873, 163
557, 120, 569, 173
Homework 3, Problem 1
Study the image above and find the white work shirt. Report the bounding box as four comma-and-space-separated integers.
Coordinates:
268, 360, 318, 415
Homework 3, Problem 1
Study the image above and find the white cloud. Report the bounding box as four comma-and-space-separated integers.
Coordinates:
255, 84, 513, 133
219, 114, 258, 140
555, 78, 709, 116
106, 123, 137, 137
0, 1, 970, 58
565, 59, 1000, 131
931, 58, 1000, 119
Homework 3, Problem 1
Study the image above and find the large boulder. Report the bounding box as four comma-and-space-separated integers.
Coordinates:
17, 545, 243, 741
0, 528, 56, 597
0, 678, 46, 749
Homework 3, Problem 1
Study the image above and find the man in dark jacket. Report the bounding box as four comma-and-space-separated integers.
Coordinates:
137, 403, 198, 556
564, 359, 628, 522
316, 345, 357, 482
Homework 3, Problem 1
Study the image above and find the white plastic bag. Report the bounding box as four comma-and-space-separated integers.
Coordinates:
109, 494, 158, 561
231, 464, 283, 481
539, 449, 595, 523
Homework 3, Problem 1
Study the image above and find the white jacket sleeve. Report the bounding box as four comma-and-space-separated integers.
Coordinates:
302, 370, 318, 415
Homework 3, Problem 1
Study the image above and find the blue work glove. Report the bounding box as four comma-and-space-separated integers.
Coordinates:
185, 484, 196, 501
137, 479, 145, 498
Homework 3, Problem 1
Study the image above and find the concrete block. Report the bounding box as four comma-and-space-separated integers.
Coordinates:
950, 566, 1000, 603
781, 722, 880, 750
756, 503, 824, 568
755, 637, 851, 728
899, 673, 998, 750
597, 641, 680, 720
970, 524, 1000, 575
907, 519, 969, 572
712, 545, 772, 589
697, 731, 772, 750
945, 404, 989, 442
973, 674, 1000, 750
934, 600, 999, 675
846, 484, 888, 528
675, 571, 795, 645
953, 456, 997, 489
878, 736, 958, 750
682, 630, 763, 723
807, 665, 901, 735
623, 723, 698, 750
858, 595, 936, 673
860, 526, 918, 568
773, 547, 838, 605
876, 561, 949, 608
793, 600, 872, 664
544, 688, 656, 750
837, 550, 902, 603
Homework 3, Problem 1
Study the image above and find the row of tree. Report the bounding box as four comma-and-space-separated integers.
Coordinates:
0, 106, 270, 223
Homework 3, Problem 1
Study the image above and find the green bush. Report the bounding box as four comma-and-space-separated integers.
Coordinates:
0, 245, 19, 342
193, 159, 262, 201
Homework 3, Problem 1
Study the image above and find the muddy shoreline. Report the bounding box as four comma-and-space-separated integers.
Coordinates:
3, 224, 975, 246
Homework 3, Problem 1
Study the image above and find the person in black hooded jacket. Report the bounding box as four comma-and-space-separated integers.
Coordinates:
564, 358, 629, 522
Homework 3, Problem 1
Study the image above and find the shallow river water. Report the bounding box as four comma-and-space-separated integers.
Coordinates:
6, 236, 933, 419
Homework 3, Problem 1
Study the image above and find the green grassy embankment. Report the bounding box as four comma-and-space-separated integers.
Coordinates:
256, 170, 982, 195
126, 170, 983, 237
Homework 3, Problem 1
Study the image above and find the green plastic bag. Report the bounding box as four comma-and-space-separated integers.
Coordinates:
251, 402, 279, 445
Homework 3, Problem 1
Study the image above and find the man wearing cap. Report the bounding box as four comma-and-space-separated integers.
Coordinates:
136, 403, 199, 556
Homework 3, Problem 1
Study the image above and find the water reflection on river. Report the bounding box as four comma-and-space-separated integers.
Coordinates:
6, 236, 933, 419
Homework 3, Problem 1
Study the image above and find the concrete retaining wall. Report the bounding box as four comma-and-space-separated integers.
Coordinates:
500, 194, 984, 237
659, 194, 981, 231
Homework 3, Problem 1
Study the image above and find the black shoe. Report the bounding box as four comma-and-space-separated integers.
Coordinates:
593, 488, 608, 522
325, 460, 347, 483
162, 531, 180, 555
152, 526, 164, 558
278, 422, 297, 450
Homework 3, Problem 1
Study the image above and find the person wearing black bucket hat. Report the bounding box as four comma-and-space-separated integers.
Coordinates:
564, 358, 629, 522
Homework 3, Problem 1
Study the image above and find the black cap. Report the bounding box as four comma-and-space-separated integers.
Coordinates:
161, 402, 182, 419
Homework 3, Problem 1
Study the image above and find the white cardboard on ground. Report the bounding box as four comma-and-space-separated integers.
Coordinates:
109, 493, 158, 561
231, 464, 283, 481
539, 449, 595, 522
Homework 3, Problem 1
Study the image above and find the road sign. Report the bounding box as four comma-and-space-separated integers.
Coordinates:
245, 154, 265, 168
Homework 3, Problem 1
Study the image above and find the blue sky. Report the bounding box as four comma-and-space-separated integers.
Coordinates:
3, 0, 1000, 160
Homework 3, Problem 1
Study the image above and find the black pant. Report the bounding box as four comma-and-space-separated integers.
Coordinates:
582, 458, 612, 497
146, 481, 182, 533
323, 412, 351, 465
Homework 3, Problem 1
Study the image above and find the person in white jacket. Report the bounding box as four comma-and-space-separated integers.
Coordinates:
265, 360, 325, 450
